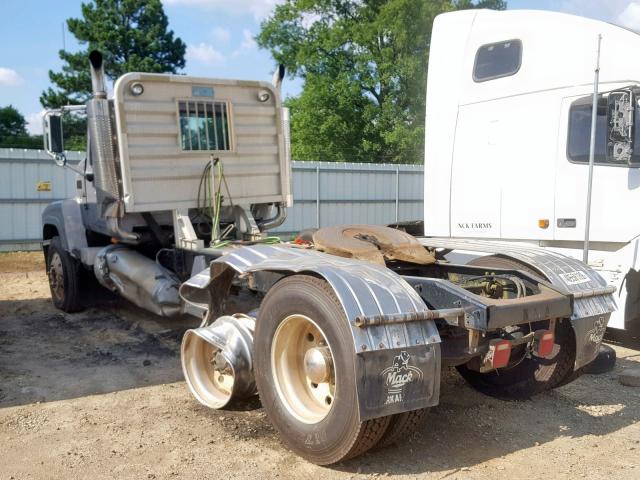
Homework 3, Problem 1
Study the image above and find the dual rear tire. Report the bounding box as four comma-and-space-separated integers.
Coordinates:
254, 275, 425, 465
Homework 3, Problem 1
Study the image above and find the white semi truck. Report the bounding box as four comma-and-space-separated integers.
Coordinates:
40, 12, 615, 465
424, 9, 640, 335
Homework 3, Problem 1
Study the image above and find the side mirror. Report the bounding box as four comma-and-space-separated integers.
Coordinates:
44, 113, 64, 154
43, 112, 66, 166
606, 90, 636, 165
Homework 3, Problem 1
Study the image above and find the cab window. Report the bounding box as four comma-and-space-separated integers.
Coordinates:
473, 40, 522, 82
567, 97, 640, 165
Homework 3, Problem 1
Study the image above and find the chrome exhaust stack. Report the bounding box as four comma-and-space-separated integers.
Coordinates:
87, 50, 136, 241
89, 50, 107, 99
181, 314, 257, 409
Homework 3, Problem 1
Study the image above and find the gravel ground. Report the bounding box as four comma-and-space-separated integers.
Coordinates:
0, 253, 639, 480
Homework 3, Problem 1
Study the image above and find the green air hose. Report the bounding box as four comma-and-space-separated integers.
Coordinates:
197, 157, 281, 248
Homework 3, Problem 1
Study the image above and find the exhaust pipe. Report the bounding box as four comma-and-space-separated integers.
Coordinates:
87, 49, 132, 232
94, 245, 181, 316
181, 314, 257, 409
89, 50, 107, 99
257, 203, 287, 231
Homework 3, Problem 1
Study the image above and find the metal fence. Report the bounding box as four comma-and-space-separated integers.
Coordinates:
0, 149, 84, 252
0, 148, 424, 251
276, 161, 424, 237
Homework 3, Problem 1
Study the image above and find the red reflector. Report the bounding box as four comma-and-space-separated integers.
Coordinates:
490, 340, 512, 369
535, 330, 555, 358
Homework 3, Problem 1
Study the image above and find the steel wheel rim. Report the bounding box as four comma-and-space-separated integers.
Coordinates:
271, 314, 336, 424
49, 252, 64, 302
181, 333, 237, 409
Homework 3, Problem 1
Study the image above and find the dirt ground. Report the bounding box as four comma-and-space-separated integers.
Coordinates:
0, 252, 639, 480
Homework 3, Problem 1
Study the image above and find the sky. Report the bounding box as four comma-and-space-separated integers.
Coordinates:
1, 0, 640, 135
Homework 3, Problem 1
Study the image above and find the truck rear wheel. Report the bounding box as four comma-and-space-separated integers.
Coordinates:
375, 408, 428, 449
254, 274, 391, 465
457, 255, 577, 399
46, 236, 83, 313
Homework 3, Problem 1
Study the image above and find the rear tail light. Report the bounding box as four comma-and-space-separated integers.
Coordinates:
488, 339, 512, 369
534, 330, 555, 358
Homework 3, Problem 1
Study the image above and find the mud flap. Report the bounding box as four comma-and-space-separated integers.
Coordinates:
357, 344, 441, 420
571, 315, 608, 369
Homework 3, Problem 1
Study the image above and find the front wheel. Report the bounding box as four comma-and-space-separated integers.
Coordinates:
46, 236, 83, 313
254, 274, 390, 465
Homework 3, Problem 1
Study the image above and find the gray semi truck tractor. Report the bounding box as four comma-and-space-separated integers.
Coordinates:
40, 47, 615, 465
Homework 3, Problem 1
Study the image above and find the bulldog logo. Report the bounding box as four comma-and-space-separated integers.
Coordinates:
381, 351, 423, 405
587, 317, 606, 344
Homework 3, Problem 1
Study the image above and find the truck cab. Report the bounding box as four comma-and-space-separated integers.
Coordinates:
424, 9, 640, 332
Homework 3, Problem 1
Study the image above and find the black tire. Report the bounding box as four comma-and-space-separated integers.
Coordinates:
254, 274, 391, 465
583, 344, 617, 374
456, 255, 578, 399
376, 408, 428, 449
46, 236, 83, 313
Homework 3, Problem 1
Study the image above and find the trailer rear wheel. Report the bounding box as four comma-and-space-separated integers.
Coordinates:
46, 236, 83, 313
254, 274, 391, 465
457, 255, 577, 399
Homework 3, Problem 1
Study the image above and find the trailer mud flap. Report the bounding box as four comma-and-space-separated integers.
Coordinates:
358, 344, 441, 420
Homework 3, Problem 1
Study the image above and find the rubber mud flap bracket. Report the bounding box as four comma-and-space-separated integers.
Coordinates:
357, 345, 441, 421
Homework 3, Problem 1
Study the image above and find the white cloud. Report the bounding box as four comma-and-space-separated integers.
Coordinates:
26, 110, 46, 135
210, 26, 231, 44
240, 29, 257, 50
616, 1, 640, 30
231, 29, 258, 58
162, 0, 285, 21
186, 43, 226, 66
557, 0, 640, 28
559, 0, 627, 19
0, 67, 23, 87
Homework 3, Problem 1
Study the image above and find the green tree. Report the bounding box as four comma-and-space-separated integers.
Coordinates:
0, 105, 28, 138
258, 0, 506, 163
40, 0, 186, 109
0, 105, 43, 149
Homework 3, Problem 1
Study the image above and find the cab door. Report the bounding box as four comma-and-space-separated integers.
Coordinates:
554, 93, 640, 244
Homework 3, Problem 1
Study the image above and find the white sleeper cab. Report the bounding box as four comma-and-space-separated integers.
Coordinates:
424, 9, 640, 333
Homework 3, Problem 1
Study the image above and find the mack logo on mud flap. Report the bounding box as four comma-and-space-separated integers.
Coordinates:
381, 351, 423, 405
587, 317, 606, 344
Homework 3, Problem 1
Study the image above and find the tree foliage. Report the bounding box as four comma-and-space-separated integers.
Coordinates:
0, 105, 43, 149
40, 0, 186, 108
258, 0, 506, 163
0, 105, 28, 138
